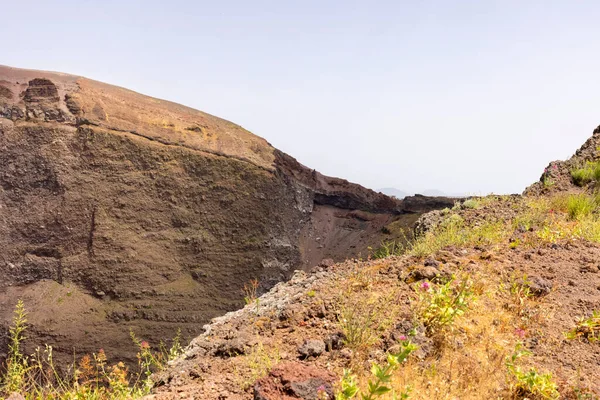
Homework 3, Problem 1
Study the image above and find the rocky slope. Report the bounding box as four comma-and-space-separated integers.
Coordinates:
148, 127, 600, 399
0, 65, 454, 366
525, 125, 600, 196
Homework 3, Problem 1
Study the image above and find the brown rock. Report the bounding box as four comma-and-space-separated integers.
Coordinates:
522, 276, 553, 297
253, 362, 336, 400
298, 339, 326, 359
0, 85, 12, 99
23, 78, 60, 102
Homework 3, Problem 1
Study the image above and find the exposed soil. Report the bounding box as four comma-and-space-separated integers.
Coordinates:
0, 65, 454, 368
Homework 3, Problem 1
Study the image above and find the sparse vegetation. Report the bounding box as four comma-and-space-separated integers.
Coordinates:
335, 341, 416, 400
565, 311, 600, 342
415, 276, 475, 335
571, 161, 600, 187
506, 343, 560, 399
409, 214, 506, 257
337, 293, 393, 351
7, 190, 600, 399
241, 341, 281, 389
0, 301, 184, 399
567, 193, 598, 220
372, 240, 404, 259
243, 279, 260, 305
462, 199, 480, 209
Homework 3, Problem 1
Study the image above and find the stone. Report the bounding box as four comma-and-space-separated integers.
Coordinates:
253, 362, 336, 400
324, 332, 345, 351
319, 258, 335, 269
424, 257, 440, 267
298, 339, 326, 359
213, 334, 254, 358
406, 266, 449, 283
524, 276, 553, 297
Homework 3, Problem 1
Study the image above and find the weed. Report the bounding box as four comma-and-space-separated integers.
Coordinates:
542, 176, 555, 188
2, 300, 27, 394
336, 370, 359, 399
335, 341, 417, 400
506, 343, 559, 399
130, 328, 184, 390
567, 194, 597, 220
242, 279, 260, 305
336, 278, 401, 351
536, 225, 564, 243
0, 301, 184, 399
415, 277, 475, 335
564, 310, 600, 342
462, 199, 480, 209
571, 161, 600, 187
240, 340, 281, 389
337, 301, 381, 350
372, 240, 404, 259
409, 214, 506, 257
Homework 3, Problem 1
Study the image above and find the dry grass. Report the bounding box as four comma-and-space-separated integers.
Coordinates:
336, 263, 406, 355
389, 263, 524, 399
333, 253, 566, 399
235, 339, 282, 389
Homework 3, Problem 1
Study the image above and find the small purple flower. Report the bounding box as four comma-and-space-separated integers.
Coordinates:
515, 328, 526, 338
317, 385, 328, 399
398, 335, 408, 341
420, 281, 431, 291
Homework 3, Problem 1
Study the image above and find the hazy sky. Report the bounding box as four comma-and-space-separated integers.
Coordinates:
3, 1, 600, 195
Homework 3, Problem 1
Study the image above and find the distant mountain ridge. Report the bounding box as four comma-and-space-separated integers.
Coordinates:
379, 187, 467, 199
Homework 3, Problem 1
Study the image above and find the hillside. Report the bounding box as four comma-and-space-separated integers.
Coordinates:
148, 128, 600, 399
0, 66, 455, 369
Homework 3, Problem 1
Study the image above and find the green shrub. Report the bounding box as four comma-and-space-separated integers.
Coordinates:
335, 341, 417, 400
567, 194, 597, 220
572, 169, 591, 187
571, 161, 600, 187
416, 277, 475, 334
462, 199, 480, 209
506, 343, 559, 400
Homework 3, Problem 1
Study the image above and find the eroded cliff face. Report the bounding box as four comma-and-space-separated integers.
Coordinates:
0, 66, 454, 364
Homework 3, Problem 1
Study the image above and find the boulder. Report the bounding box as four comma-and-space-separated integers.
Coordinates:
254, 362, 336, 400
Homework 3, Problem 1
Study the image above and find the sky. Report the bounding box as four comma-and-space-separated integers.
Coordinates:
2, 0, 600, 195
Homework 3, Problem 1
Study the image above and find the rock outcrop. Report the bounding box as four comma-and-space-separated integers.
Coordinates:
0, 65, 454, 365
525, 125, 600, 195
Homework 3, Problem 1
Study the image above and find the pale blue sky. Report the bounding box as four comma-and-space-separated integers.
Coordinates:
3, 1, 600, 194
